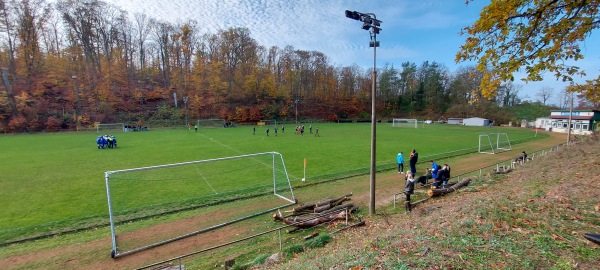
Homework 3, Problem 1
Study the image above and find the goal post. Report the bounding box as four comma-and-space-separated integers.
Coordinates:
478, 134, 495, 154
104, 151, 295, 258
496, 133, 512, 151
96, 123, 125, 133
392, 118, 418, 128
197, 118, 226, 128
479, 133, 512, 154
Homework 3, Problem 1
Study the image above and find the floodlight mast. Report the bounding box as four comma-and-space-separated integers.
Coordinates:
345, 10, 381, 215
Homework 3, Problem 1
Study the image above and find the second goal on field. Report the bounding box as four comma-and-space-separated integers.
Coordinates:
478, 133, 512, 154
96, 123, 125, 133
392, 118, 418, 128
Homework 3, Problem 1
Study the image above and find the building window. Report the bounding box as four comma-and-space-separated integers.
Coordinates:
553, 122, 557, 128
575, 124, 581, 130
562, 122, 568, 128
583, 124, 588, 130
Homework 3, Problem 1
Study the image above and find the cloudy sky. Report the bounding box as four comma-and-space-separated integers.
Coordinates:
106, 0, 600, 105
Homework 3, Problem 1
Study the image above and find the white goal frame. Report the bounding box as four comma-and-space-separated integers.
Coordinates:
392, 118, 418, 128
478, 133, 512, 154
197, 118, 226, 128
104, 151, 296, 258
478, 134, 495, 154
96, 123, 125, 133
496, 133, 512, 152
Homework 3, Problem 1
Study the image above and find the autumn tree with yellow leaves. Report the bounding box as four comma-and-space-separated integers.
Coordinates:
456, 0, 600, 102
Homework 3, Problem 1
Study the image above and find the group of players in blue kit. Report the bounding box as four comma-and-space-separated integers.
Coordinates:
96, 135, 117, 149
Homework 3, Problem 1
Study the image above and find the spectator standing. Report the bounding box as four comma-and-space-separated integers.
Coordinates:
409, 149, 419, 176
396, 152, 405, 174
404, 171, 416, 211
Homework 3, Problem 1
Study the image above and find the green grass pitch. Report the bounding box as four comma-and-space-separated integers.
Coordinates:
0, 123, 542, 243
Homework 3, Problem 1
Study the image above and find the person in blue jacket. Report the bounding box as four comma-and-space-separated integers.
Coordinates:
396, 152, 405, 174
429, 160, 440, 180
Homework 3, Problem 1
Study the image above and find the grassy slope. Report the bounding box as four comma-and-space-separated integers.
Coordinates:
267, 136, 600, 270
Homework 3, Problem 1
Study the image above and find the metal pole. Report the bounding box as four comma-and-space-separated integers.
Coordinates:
295, 99, 299, 124
278, 228, 282, 251
72, 76, 80, 131
105, 172, 118, 257
369, 28, 377, 215
567, 89, 573, 144
183, 96, 188, 126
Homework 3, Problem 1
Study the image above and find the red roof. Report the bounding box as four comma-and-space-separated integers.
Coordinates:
549, 115, 593, 120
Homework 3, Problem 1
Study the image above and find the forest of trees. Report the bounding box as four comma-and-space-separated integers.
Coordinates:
0, 0, 563, 132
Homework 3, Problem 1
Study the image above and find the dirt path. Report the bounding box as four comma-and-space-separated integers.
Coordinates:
0, 131, 568, 269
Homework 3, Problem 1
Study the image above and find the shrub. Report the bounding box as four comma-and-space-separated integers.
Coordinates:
304, 233, 332, 249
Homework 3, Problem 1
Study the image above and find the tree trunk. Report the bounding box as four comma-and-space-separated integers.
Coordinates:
291, 193, 352, 213
428, 178, 471, 197
273, 210, 348, 228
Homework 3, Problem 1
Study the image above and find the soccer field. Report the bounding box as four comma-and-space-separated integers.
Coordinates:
0, 123, 542, 243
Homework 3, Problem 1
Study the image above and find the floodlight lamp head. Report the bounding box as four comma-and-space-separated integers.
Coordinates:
362, 23, 371, 30
372, 18, 381, 27
360, 15, 372, 24
345, 10, 361, 20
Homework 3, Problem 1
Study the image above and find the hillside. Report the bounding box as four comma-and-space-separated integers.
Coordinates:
266, 135, 600, 269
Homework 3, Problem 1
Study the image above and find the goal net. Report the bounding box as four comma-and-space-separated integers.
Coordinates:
478, 133, 512, 154
96, 123, 125, 133
197, 118, 226, 128
392, 118, 418, 128
104, 152, 295, 258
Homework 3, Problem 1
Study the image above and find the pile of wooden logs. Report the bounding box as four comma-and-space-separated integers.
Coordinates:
427, 178, 471, 197
273, 193, 357, 230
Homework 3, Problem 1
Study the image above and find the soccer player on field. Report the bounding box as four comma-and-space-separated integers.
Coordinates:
96, 136, 103, 149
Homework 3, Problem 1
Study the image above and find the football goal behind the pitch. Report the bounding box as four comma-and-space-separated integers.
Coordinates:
96, 123, 125, 133
197, 118, 226, 128
478, 133, 512, 154
392, 118, 418, 128
104, 151, 295, 258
